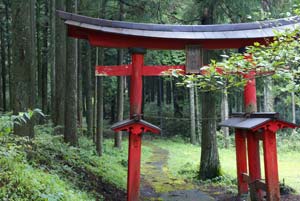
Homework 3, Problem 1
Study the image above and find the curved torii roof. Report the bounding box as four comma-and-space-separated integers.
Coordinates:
57, 11, 300, 50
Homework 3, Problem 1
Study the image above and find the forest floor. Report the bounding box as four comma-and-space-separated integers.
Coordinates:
139, 141, 300, 201
1, 119, 300, 200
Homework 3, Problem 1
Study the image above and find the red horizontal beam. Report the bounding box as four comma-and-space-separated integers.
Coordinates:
95, 65, 185, 76
143, 65, 185, 76
96, 65, 132, 76
96, 64, 275, 77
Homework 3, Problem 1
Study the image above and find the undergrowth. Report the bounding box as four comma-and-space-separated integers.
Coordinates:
0, 136, 95, 201
32, 125, 129, 190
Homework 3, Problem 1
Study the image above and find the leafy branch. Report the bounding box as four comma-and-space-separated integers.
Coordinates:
0, 109, 45, 138
174, 26, 300, 93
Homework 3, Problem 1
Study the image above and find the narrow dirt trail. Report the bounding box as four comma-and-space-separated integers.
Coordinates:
140, 143, 214, 201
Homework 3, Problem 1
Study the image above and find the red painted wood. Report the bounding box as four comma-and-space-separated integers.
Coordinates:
263, 130, 280, 201
127, 53, 144, 201
96, 65, 132, 76
252, 121, 297, 133
130, 54, 143, 117
235, 129, 248, 195
247, 131, 263, 200
68, 25, 271, 50
244, 70, 257, 113
142, 65, 185, 76
127, 133, 142, 201
95, 65, 185, 76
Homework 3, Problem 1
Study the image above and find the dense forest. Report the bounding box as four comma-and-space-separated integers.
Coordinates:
1, 0, 300, 200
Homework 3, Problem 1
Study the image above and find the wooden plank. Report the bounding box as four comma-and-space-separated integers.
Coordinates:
263, 130, 280, 201
95, 65, 186, 76
186, 45, 203, 74
142, 65, 185, 76
235, 129, 249, 195
247, 131, 263, 201
95, 65, 132, 76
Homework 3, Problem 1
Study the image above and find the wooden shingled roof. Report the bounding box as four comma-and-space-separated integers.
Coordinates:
57, 10, 300, 49
219, 112, 297, 130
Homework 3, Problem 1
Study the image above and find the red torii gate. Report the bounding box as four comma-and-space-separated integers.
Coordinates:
58, 11, 300, 201
98, 48, 185, 201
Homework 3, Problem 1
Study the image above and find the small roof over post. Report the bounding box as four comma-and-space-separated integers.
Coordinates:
220, 112, 297, 132
57, 10, 300, 50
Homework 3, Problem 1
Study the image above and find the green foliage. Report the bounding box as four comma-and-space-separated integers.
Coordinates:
175, 25, 300, 96
32, 125, 128, 190
276, 129, 300, 152
146, 50, 185, 66
0, 135, 95, 201
13, 108, 45, 126
0, 114, 14, 137
0, 109, 45, 138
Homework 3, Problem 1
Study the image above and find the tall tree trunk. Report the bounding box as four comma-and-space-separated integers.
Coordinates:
41, 0, 49, 113
150, 77, 155, 102
54, 0, 66, 133
95, 0, 107, 155
11, 0, 36, 137
110, 96, 116, 123
0, 25, 4, 111
200, 91, 220, 179
291, 91, 296, 123
157, 77, 163, 135
36, 0, 42, 109
50, 0, 56, 119
114, 1, 125, 148
263, 77, 274, 112
77, 41, 83, 128
221, 88, 229, 148
195, 87, 201, 144
189, 85, 196, 144
91, 53, 99, 143
115, 50, 124, 148
173, 86, 184, 117
5, 1, 12, 111
199, 7, 221, 179
262, 0, 274, 113
64, 0, 78, 146
85, 44, 93, 137
96, 47, 104, 155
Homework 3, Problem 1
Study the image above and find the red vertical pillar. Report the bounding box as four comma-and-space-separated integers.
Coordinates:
127, 50, 145, 201
247, 131, 263, 200
235, 129, 248, 195
244, 70, 257, 113
244, 70, 262, 200
263, 130, 280, 201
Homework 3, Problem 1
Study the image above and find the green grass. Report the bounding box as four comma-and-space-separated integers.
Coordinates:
278, 151, 300, 192
150, 136, 300, 193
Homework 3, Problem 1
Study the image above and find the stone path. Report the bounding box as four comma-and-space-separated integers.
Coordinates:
140, 144, 214, 201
